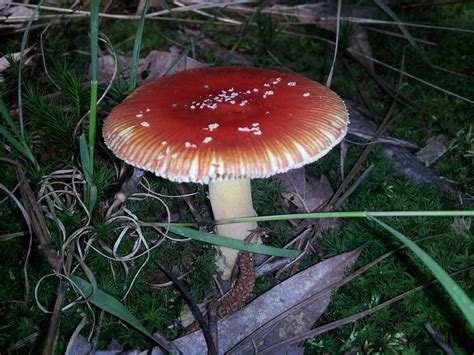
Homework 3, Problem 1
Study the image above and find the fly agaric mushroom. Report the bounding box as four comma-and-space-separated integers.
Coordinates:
103, 66, 348, 279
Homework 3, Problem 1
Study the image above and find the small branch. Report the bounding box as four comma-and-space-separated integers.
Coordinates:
43, 280, 68, 355
425, 322, 455, 355
16, 167, 62, 272
177, 184, 204, 225
334, 164, 375, 210
207, 300, 219, 354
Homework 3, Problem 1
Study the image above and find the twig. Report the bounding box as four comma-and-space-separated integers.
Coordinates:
255, 258, 292, 278
177, 184, 204, 225
106, 167, 145, 218
325, 52, 406, 209
156, 262, 217, 355
425, 322, 455, 355
207, 300, 219, 354
258, 266, 474, 354
16, 167, 62, 272
43, 249, 75, 355
43, 280, 68, 355
334, 164, 375, 210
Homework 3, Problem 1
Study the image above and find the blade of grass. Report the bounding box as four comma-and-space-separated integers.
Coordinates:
367, 215, 474, 328
18, 0, 45, 140
0, 96, 22, 138
147, 210, 474, 228
212, 210, 474, 225
168, 226, 299, 258
79, 134, 91, 183
128, 0, 151, 92
69, 275, 173, 351
85, 0, 99, 212
0, 98, 38, 169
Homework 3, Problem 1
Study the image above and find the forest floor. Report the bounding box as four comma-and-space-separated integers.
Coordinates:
0, 1, 473, 354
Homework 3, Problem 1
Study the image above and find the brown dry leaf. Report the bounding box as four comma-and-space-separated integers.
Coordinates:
95, 49, 207, 85
451, 217, 471, 239
154, 246, 363, 354
415, 134, 448, 167
0, 47, 33, 73
182, 28, 254, 65
273, 168, 333, 214
135, 0, 162, 15
3, 5, 36, 23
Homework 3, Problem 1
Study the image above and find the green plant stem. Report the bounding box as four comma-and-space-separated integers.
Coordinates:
88, 81, 98, 175
88, 0, 99, 173
147, 210, 474, 227
128, 0, 151, 92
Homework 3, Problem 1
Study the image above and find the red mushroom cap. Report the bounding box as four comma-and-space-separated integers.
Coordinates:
103, 66, 348, 183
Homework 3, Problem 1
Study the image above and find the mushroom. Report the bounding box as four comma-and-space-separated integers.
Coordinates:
103, 67, 348, 280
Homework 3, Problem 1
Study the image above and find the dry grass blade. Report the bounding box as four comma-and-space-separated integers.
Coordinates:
346, 48, 474, 104
11, 1, 255, 20
325, 52, 406, 209
325, 0, 341, 88
17, 167, 65, 273
319, 16, 474, 34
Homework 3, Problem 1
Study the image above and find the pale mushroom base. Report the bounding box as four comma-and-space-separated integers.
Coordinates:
209, 179, 259, 280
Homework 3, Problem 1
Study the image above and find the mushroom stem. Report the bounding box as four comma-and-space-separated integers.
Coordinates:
209, 178, 258, 280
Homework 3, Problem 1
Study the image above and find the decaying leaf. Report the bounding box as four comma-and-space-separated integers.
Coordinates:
273, 168, 333, 214
135, 0, 161, 15
273, 168, 340, 232
153, 247, 363, 354
0, 47, 33, 75
2, 5, 36, 23
451, 217, 471, 239
183, 28, 254, 65
95, 49, 207, 85
415, 134, 448, 167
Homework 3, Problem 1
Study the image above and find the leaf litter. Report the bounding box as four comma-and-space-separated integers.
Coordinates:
153, 246, 363, 355
95, 48, 207, 85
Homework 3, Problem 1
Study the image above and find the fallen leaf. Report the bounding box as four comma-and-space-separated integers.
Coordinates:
0, 0, 11, 13
0, 47, 34, 84
66, 335, 122, 355
183, 28, 254, 65
3, 5, 36, 23
415, 134, 448, 167
273, 168, 333, 214
451, 217, 471, 239
135, 0, 161, 15
95, 49, 207, 85
154, 247, 363, 354
344, 100, 452, 194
